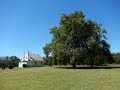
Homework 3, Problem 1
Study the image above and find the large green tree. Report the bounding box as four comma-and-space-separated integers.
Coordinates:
43, 11, 113, 68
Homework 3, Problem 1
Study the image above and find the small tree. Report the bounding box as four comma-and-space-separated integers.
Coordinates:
1, 63, 6, 69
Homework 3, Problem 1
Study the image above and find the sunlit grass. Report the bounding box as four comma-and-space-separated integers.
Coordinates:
0, 67, 120, 90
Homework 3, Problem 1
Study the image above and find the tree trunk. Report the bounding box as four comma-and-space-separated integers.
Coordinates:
72, 63, 76, 68
90, 57, 94, 68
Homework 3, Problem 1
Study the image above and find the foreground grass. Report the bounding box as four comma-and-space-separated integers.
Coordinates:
0, 67, 120, 90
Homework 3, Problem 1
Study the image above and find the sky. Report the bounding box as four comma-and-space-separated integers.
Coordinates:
0, 0, 120, 58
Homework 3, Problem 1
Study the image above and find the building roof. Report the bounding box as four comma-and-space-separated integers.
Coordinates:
29, 54, 44, 61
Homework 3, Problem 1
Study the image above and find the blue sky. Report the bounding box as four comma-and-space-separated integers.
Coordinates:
0, 0, 120, 58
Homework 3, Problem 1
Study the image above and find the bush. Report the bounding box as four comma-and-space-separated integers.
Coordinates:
9, 65, 14, 69
23, 64, 27, 68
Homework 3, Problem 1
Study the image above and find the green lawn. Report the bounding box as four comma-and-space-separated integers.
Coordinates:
0, 67, 120, 90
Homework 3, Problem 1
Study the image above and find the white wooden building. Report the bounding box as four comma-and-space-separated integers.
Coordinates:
19, 52, 44, 68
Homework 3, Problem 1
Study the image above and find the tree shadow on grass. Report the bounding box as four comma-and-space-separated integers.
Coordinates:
54, 66, 120, 69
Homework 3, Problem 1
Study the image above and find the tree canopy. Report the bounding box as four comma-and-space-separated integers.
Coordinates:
43, 11, 113, 68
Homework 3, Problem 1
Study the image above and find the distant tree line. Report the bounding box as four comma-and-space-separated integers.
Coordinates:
43, 11, 113, 68
0, 56, 20, 69
44, 53, 120, 66
112, 53, 120, 64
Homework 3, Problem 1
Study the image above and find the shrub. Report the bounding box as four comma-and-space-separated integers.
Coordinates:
9, 65, 14, 69
23, 64, 27, 68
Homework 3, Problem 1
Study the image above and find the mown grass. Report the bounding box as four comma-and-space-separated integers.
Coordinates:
0, 66, 120, 90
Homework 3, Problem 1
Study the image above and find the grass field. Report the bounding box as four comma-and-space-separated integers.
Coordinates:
0, 66, 120, 90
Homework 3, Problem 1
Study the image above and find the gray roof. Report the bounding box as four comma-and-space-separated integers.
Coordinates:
29, 54, 44, 61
